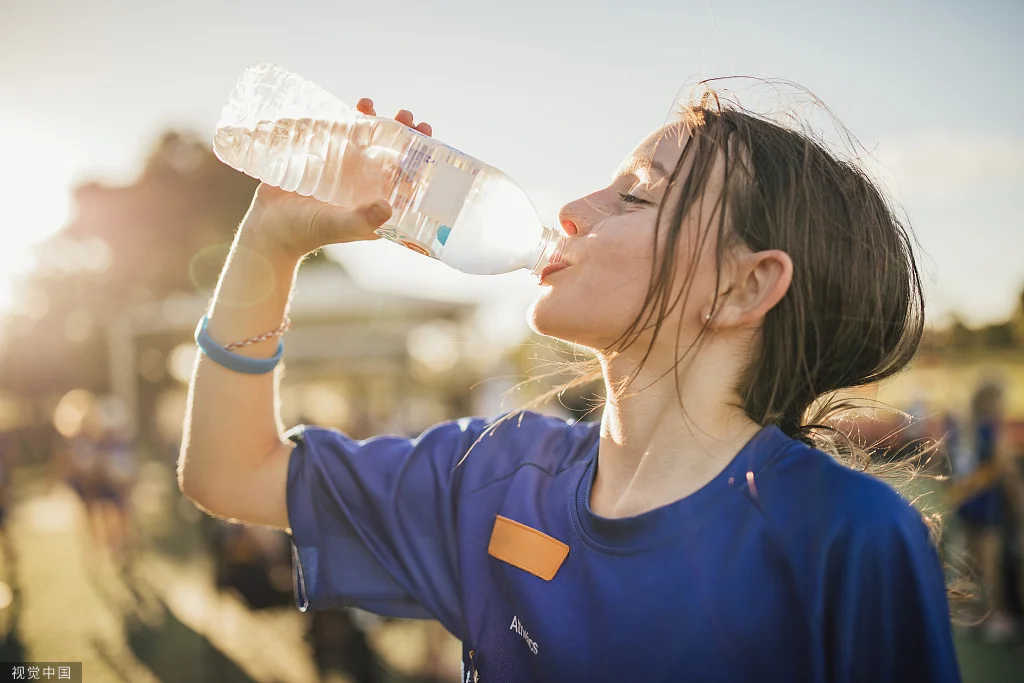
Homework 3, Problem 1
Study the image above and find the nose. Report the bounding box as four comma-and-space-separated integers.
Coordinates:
558, 189, 611, 237
557, 202, 583, 236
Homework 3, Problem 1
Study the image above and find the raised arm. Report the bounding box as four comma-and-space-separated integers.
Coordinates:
178, 101, 432, 529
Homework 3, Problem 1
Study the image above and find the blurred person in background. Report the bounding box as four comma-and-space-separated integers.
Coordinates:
954, 381, 1024, 643
1005, 430, 1024, 629
207, 519, 293, 610
941, 411, 964, 479
56, 396, 138, 567
0, 437, 23, 665
200, 412, 386, 683
0, 432, 18, 654
307, 609, 381, 683
179, 89, 961, 682
95, 420, 139, 563
0, 433, 12, 543
91, 397, 138, 566
56, 404, 103, 550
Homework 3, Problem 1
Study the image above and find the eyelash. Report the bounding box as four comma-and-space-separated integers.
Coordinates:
617, 191, 651, 206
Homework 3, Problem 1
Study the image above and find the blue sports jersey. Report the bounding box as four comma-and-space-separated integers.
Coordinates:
285, 412, 960, 682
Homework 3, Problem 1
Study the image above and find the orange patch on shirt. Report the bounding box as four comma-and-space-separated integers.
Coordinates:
487, 515, 569, 581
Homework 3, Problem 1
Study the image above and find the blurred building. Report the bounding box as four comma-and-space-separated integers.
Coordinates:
0, 132, 498, 459
109, 260, 479, 450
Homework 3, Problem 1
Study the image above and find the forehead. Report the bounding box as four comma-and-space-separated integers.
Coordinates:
614, 123, 691, 184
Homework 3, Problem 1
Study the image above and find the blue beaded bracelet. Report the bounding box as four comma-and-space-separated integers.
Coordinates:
194, 315, 283, 375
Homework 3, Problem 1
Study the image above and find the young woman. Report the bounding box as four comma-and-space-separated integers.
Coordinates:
180, 92, 961, 682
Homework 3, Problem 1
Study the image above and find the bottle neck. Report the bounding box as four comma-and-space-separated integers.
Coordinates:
528, 227, 568, 276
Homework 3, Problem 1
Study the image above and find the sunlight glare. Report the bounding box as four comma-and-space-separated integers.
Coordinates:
0, 123, 76, 315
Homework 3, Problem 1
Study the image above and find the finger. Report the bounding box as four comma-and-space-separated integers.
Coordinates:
356, 98, 376, 116
415, 121, 432, 137
395, 109, 415, 127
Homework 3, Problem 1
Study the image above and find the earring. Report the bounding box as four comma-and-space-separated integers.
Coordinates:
705, 312, 712, 321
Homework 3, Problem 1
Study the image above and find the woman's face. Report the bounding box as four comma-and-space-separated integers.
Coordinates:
529, 124, 725, 352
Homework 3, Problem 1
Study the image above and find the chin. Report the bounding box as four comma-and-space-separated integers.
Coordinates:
527, 290, 603, 349
527, 292, 555, 335
528, 288, 572, 340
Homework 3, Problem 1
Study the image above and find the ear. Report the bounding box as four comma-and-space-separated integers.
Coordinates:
707, 249, 793, 329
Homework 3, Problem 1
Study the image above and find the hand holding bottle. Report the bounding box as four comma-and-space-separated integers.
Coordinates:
217, 63, 565, 274
243, 99, 434, 261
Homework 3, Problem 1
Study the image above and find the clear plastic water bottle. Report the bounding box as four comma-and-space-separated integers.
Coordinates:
213, 62, 566, 276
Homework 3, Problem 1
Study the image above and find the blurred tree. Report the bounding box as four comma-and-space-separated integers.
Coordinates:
981, 321, 1017, 350
941, 316, 978, 353
927, 294, 1024, 355
2, 128, 1021, 419
1012, 286, 1024, 345
0, 131, 291, 404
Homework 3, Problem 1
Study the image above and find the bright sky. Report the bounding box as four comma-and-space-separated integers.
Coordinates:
2, 0, 1022, 329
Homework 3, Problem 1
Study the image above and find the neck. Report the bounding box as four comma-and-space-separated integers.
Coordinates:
590, 342, 762, 519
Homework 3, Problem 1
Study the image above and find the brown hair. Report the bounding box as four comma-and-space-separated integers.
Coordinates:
519, 86, 924, 448
474, 82, 965, 602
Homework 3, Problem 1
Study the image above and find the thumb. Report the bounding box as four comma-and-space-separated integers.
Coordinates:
359, 199, 393, 226
310, 199, 393, 246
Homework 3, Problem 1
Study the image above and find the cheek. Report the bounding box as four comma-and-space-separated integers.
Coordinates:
528, 231, 655, 345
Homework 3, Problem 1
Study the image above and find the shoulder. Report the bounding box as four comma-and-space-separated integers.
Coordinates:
751, 436, 933, 563
449, 410, 600, 483
289, 410, 598, 488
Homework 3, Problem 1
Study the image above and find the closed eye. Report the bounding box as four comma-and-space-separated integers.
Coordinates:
618, 191, 654, 206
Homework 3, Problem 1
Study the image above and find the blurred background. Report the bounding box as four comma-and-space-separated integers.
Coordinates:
0, 0, 1022, 680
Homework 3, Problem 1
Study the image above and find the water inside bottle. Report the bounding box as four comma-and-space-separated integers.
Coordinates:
215, 116, 556, 275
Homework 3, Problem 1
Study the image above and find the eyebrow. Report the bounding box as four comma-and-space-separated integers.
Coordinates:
650, 160, 671, 178
616, 159, 673, 184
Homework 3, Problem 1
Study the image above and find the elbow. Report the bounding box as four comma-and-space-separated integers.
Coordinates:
176, 440, 292, 525
177, 461, 197, 502
177, 448, 216, 512
179, 464, 228, 520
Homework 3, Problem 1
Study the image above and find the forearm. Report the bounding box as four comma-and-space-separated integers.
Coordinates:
178, 202, 302, 506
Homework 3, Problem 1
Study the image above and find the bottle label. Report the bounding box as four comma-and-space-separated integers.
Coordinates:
394, 145, 433, 210
420, 162, 475, 227
400, 239, 431, 256
400, 144, 435, 177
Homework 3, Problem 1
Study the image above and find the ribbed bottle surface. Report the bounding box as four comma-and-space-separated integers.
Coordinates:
214, 63, 566, 276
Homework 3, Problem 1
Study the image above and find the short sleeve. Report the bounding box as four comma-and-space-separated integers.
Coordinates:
825, 510, 961, 683
285, 418, 487, 638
